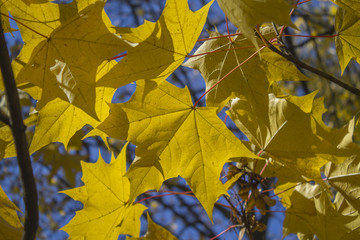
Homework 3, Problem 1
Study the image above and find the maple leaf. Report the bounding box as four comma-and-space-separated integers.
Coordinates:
335, 7, 360, 73
0, 114, 37, 159
183, 30, 307, 112
61, 143, 147, 239
29, 60, 116, 153
0, 3, 16, 36
227, 91, 355, 181
332, 0, 360, 17
0, 186, 23, 240
4, 0, 127, 118
128, 213, 177, 240
93, 80, 259, 220
325, 150, 360, 213
217, 0, 297, 47
96, 0, 213, 88
282, 183, 359, 240
2, 0, 79, 86
33, 144, 82, 186
29, 98, 97, 153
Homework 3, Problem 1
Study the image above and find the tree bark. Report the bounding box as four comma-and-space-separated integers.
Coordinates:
0, 23, 39, 240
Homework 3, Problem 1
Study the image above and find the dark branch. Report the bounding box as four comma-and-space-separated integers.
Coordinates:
0, 23, 38, 240
267, 44, 360, 96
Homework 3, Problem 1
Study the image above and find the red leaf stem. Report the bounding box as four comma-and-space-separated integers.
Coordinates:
0, 12, 48, 39
193, 46, 265, 107
188, 45, 256, 58
283, 34, 338, 38
209, 225, 239, 240
197, 32, 243, 42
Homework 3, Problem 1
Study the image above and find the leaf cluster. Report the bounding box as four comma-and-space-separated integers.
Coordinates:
0, 0, 360, 239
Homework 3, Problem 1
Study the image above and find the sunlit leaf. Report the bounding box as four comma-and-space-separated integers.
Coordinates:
283, 184, 359, 239
97, 0, 213, 88
61, 143, 147, 239
4, 0, 126, 118
325, 150, 360, 213
332, 0, 360, 16
128, 213, 177, 240
335, 7, 360, 73
228, 92, 355, 181
94, 80, 260, 220
217, 0, 297, 47
29, 61, 116, 153
183, 30, 307, 112
0, 186, 23, 240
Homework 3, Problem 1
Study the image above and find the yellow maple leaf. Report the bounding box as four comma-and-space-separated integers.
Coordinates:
29, 60, 117, 153
0, 2, 17, 36
128, 213, 177, 240
332, 0, 360, 17
0, 114, 37, 159
0, 186, 23, 240
228, 91, 355, 181
97, 0, 213, 88
335, 7, 360, 73
217, 0, 297, 47
282, 184, 359, 239
61, 143, 147, 239
33, 144, 82, 186
2, 0, 78, 84
184, 30, 308, 112
4, 0, 127, 118
325, 150, 360, 213
93, 80, 260, 220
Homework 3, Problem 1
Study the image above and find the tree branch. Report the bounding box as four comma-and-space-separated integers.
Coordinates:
267, 43, 360, 96
0, 23, 38, 240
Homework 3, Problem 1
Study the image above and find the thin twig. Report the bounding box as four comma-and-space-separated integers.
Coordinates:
223, 195, 255, 240
0, 23, 38, 240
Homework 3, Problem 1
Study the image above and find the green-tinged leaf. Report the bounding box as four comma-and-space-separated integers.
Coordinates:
224, 172, 243, 191
5, 0, 126, 118
127, 213, 177, 240
228, 92, 354, 181
335, 7, 360, 73
283, 184, 359, 239
354, 116, 360, 143
97, 0, 213, 88
259, 160, 306, 186
0, 186, 23, 240
33, 144, 82, 186
61, 143, 147, 239
325, 150, 360, 213
183, 30, 308, 112
334, 193, 360, 239
275, 182, 322, 210
0, 114, 37, 159
332, 0, 360, 16
217, 0, 297, 47
93, 80, 260, 220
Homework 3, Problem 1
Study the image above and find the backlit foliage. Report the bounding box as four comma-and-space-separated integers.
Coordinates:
0, 0, 359, 239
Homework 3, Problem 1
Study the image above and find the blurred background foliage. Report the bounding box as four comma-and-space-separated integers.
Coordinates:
0, 0, 359, 239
